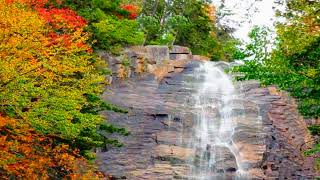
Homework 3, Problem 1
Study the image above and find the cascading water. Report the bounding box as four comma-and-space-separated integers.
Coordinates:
187, 61, 244, 179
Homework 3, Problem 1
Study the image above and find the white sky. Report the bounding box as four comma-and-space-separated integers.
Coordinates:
212, 0, 283, 42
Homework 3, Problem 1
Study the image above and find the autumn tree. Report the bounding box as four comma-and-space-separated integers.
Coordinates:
0, 0, 131, 178
0, 0, 128, 159
0, 115, 104, 179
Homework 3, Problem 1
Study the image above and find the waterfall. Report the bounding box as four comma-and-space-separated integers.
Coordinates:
187, 61, 244, 179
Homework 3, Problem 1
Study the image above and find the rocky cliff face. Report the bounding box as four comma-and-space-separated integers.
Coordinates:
97, 47, 317, 179
260, 87, 315, 178
99, 45, 208, 82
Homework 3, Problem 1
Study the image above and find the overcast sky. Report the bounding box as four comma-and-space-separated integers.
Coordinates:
211, 0, 283, 42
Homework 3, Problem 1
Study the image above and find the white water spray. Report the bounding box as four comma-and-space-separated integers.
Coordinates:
187, 61, 245, 179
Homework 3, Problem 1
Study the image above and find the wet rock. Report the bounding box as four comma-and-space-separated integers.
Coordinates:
214, 61, 230, 70
212, 146, 238, 173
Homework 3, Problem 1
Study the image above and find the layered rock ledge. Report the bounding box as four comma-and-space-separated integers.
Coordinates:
99, 45, 207, 82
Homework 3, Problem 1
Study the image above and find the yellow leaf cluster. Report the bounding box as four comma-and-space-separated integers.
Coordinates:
0, 1, 48, 84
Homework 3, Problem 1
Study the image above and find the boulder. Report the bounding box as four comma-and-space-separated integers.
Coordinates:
170, 54, 193, 61
146, 45, 170, 64
170, 45, 191, 54
98, 51, 122, 65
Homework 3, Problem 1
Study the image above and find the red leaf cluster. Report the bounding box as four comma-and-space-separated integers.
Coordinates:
36, 7, 87, 30
47, 32, 72, 47
5, 0, 86, 31
120, 4, 139, 19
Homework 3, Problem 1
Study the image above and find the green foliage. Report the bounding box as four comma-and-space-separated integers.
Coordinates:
246, 26, 271, 62
65, 0, 239, 60
66, 0, 144, 53
232, 0, 320, 163
173, 0, 217, 57
308, 125, 320, 136
140, 0, 239, 61
150, 33, 175, 46
147, 15, 189, 46
138, 16, 161, 36
233, 27, 320, 118
81, 93, 128, 115
100, 124, 129, 136
65, 0, 123, 20
166, 15, 189, 35
276, 0, 320, 56
305, 143, 320, 157
212, 29, 243, 61
92, 16, 144, 54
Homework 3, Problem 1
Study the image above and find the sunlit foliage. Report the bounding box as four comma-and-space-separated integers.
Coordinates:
0, 0, 128, 177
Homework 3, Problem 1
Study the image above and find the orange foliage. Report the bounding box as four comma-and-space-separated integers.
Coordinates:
0, 0, 104, 178
205, 4, 216, 23
5, 0, 61, 7
302, 16, 320, 36
0, 0, 48, 85
0, 115, 104, 179
0, 0, 93, 88
6, 0, 86, 31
